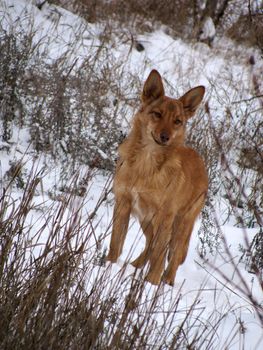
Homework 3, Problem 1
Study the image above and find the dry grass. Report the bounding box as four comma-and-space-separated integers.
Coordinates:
0, 1, 262, 348
1, 162, 262, 349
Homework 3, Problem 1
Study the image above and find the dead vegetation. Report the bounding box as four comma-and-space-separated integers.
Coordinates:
52, 0, 263, 49
0, 165, 262, 349
0, 0, 262, 348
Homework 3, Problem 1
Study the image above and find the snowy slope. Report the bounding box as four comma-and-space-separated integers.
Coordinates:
0, 0, 262, 349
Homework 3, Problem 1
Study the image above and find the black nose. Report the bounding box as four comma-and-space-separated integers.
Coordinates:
160, 131, 169, 144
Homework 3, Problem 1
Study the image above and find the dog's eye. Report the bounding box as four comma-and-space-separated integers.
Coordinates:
152, 111, 162, 119
174, 119, 182, 125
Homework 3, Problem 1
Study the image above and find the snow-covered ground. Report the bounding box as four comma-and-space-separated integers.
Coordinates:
0, 0, 262, 348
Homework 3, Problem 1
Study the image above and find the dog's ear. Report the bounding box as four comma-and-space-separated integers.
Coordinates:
179, 86, 205, 119
142, 70, 165, 104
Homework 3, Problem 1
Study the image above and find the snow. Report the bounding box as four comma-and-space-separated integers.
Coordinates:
200, 17, 216, 41
0, 0, 262, 348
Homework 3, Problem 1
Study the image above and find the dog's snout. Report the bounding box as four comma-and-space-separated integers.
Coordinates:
160, 131, 169, 144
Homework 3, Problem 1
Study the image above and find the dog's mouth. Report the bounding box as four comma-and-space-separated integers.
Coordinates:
151, 132, 166, 146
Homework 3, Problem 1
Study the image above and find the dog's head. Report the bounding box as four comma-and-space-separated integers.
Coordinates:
138, 70, 205, 147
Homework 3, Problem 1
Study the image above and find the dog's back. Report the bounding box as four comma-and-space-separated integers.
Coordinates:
107, 70, 208, 286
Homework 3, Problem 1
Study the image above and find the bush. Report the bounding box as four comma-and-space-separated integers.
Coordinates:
0, 18, 141, 175
0, 30, 33, 141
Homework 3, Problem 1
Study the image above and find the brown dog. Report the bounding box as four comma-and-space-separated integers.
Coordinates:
106, 70, 208, 286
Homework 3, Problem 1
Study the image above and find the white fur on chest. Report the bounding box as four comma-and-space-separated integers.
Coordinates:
130, 188, 158, 222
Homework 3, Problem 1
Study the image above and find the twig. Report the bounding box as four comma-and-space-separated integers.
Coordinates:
233, 94, 263, 104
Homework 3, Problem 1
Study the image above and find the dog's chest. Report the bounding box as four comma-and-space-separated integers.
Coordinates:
130, 189, 158, 221
128, 167, 172, 220
114, 150, 182, 219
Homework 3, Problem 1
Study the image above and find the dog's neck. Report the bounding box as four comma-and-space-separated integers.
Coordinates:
119, 122, 171, 174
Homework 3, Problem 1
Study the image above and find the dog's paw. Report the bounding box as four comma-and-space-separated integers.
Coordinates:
162, 272, 175, 286
131, 258, 145, 269
162, 275, 174, 286
105, 253, 118, 263
145, 271, 161, 285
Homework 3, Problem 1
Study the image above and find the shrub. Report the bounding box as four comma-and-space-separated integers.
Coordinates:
0, 16, 141, 175
0, 30, 33, 141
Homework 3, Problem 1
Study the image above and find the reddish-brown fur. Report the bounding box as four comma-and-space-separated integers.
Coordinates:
106, 70, 208, 285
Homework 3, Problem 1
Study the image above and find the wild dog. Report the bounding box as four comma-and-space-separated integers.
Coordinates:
106, 70, 208, 286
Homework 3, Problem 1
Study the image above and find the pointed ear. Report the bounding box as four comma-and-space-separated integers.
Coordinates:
179, 86, 205, 118
141, 70, 165, 104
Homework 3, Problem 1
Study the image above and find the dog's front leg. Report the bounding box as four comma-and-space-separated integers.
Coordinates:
106, 194, 131, 263
145, 214, 173, 285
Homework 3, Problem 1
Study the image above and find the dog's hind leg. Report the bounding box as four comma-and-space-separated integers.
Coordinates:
131, 219, 153, 268
145, 214, 174, 285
